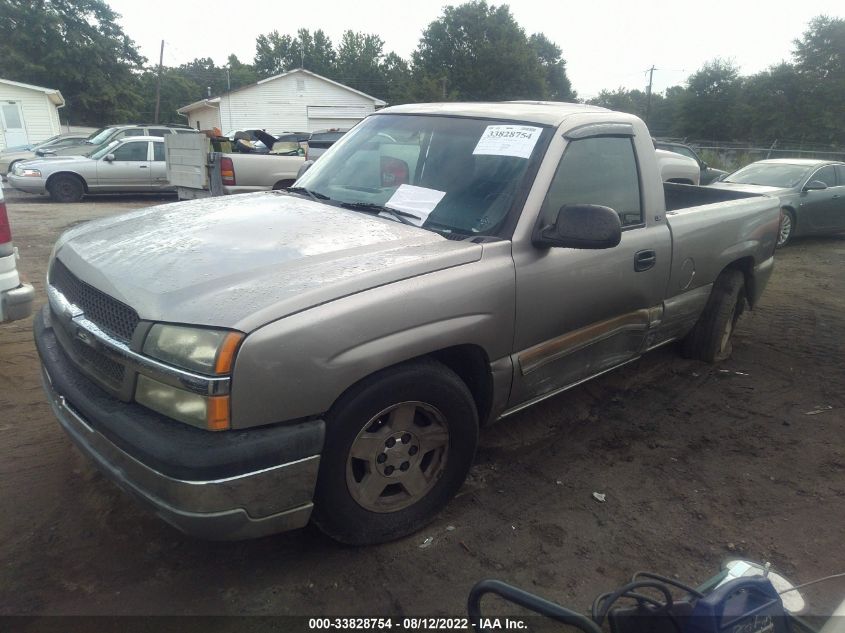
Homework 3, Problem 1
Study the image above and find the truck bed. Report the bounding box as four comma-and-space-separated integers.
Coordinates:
663, 182, 780, 307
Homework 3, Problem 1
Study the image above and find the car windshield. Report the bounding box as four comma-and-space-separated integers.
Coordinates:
295, 114, 547, 236
86, 127, 116, 145
723, 163, 812, 188
89, 140, 121, 160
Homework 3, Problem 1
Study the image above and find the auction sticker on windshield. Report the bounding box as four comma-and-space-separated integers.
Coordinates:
473, 125, 542, 159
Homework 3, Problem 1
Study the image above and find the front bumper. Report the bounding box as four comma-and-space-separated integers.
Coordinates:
6, 174, 47, 194
35, 307, 325, 540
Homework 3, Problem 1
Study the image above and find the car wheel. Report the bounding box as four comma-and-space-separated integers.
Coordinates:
272, 179, 295, 190
312, 358, 478, 545
48, 174, 84, 203
6, 160, 21, 176
777, 208, 795, 248
681, 269, 746, 363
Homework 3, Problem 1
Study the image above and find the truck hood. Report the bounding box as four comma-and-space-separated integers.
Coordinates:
53, 192, 483, 332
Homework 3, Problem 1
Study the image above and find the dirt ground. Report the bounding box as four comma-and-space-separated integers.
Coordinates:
1, 187, 843, 623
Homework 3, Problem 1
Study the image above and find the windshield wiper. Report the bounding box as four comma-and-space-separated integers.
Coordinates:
284, 186, 331, 202
339, 202, 420, 226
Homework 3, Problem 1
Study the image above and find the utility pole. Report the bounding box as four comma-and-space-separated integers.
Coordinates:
441, 77, 447, 100
153, 40, 164, 123
645, 65, 656, 126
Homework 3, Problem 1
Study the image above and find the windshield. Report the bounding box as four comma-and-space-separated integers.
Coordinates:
295, 114, 547, 236
90, 139, 121, 160
724, 163, 811, 188
86, 127, 116, 145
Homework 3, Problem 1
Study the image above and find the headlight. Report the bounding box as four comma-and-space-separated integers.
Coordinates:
135, 375, 230, 430
17, 168, 41, 177
142, 324, 243, 375
137, 324, 244, 430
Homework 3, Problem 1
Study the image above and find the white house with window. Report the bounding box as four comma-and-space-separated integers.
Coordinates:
177, 68, 386, 135
0, 78, 65, 151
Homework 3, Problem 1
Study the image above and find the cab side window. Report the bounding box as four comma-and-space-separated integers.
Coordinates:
112, 142, 149, 162
810, 165, 836, 187
153, 142, 165, 162
540, 136, 642, 228
836, 165, 845, 186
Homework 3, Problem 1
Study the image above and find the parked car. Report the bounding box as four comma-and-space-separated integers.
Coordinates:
654, 140, 728, 184
164, 133, 304, 198
35, 102, 780, 545
305, 128, 349, 161
41, 124, 197, 157
0, 181, 35, 322
0, 133, 88, 176
8, 136, 173, 202
710, 158, 845, 246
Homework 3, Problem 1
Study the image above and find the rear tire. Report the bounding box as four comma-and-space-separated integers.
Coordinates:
48, 174, 84, 203
682, 269, 746, 363
272, 179, 295, 190
312, 359, 478, 545
777, 208, 795, 248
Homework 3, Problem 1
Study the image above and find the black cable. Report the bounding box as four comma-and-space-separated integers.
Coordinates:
592, 580, 675, 625
632, 571, 705, 598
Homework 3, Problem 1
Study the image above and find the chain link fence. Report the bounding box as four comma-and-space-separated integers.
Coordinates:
658, 138, 845, 172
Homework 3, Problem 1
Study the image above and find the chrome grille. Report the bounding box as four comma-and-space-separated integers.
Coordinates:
50, 259, 139, 343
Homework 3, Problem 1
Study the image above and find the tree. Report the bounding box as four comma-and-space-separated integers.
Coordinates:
412, 1, 560, 101
529, 33, 576, 101
336, 31, 387, 96
676, 59, 743, 140
253, 28, 336, 78
0, 0, 145, 124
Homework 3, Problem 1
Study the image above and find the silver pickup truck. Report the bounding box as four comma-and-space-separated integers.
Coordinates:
34, 102, 780, 545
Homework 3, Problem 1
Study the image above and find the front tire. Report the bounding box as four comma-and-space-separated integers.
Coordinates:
48, 174, 84, 203
777, 208, 795, 247
312, 359, 478, 545
682, 269, 746, 363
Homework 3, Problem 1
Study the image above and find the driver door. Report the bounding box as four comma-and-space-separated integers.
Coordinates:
95, 140, 152, 191
801, 165, 842, 231
509, 133, 671, 408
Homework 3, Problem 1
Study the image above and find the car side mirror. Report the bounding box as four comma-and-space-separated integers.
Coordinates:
535, 204, 622, 249
701, 161, 708, 169
803, 180, 827, 191
104, 154, 115, 162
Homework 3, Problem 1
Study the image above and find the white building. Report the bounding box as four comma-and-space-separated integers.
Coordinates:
0, 78, 65, 151
177, 68, 386, 134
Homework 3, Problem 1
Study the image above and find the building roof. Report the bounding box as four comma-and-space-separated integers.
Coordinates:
177, 68, 386, 114
0, 78, 65, 107
177, 97, 221, 115
378, 101, 608, 126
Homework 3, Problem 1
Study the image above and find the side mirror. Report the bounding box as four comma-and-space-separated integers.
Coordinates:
701, 161, 708, 170
535, 204, 622, 249
803, 180, 827, 191
296, 160, 314, 179
104, 153, 115, 162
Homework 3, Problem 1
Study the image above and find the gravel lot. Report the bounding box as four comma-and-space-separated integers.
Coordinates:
1, 187, 843, 623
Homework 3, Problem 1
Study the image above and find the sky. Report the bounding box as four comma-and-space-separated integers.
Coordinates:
108, 0, 844, 100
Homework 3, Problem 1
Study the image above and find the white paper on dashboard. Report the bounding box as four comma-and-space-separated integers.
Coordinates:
385, 184, 446, 226
472, 125, 543, 159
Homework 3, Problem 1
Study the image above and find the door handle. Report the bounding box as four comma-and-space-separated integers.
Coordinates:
634, 249, 656, 272
139, 165, 148, 168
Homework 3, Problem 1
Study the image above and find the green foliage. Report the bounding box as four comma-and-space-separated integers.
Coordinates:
412, 1, 558, 101
0, 0, 145, 124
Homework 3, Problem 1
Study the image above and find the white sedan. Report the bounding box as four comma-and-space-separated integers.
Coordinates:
7, 136, 173, 202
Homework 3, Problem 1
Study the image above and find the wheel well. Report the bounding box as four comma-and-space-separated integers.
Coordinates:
46, 171, 88, 193
724, 257, 756, 308
272, 179, 295, 190
428, 345, 494, 425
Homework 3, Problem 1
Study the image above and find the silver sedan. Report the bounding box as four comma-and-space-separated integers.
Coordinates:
7, 137, 173, 202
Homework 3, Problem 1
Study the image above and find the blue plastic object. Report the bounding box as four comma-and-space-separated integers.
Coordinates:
685, 576, 792, 633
